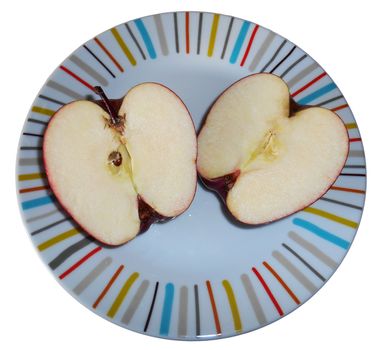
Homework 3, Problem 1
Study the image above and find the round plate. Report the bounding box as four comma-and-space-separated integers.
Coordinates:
16, 12, 366, 340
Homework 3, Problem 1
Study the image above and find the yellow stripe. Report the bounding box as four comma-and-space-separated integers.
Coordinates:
107, 272, 139, 318
303, 207, 358, 228
18, 173, 46, 181
207, 14, 220, 57
222, 280, 242, 332
111, 28, 136, 66
345, 122, 357, 129
32, 106, 55, 117
38, 228, 80, 251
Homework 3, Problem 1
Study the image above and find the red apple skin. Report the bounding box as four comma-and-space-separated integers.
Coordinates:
197, 73, 351, 225
43, 84, 197, 246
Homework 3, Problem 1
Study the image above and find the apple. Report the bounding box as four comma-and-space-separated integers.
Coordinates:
43, 83, 197, 245
197, 73, 349, 225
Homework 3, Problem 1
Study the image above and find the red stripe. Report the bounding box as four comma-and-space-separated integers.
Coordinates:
349, 138, 361, 143
291, 72, 327, 97
240, 25, 259, 66
59, 65, 95, 91
252, 267, 284, 316
19, 185, 50, 194
206, 280, 222, 334
185, 12, 190, 54
332, 104, 348, 112
59, 246, 102, 279
93, 265, 124, 308
94, 37, 124, 72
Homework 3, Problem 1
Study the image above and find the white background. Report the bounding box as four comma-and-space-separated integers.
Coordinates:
1, 0, 378, 348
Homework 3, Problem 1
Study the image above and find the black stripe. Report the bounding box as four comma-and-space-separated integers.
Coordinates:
194, 284, 200, 336
282, 243, 326, 281
260, 39, 287, 72
39, 95, 65, 106
125, 23, 146, 60
340, 173, 366, 177
174, 13, 179, 53
31, 218, 71, 236
319, 197, 363, 210
221, 17, 234, 59
20, 146, 42, 150
144, 281, 159, 332
23, 132, 43, 138
315, 95, 344, 107
280, 54, 307, 78
48, 237, 94, 270
269, 45, 297, 73
344, 165, 366, 169
83, 45, 115, 78
197, 12, 203, 54
27, 118, 48, 125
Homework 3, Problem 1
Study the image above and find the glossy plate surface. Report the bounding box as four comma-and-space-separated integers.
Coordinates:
16, 12, 366, 340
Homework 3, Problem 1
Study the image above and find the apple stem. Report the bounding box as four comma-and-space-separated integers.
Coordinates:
94, 86, 120, 126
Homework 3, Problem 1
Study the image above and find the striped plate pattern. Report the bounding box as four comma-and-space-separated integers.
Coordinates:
16, 12, 366, 340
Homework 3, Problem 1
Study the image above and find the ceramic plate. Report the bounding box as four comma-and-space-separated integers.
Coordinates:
16, 12, 366, 340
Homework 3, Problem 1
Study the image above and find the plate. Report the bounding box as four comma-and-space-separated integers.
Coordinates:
16, 12, 366, 340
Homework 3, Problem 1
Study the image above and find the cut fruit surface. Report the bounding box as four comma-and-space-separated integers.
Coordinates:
43, 83, 197, 245
197, 73, 349, 225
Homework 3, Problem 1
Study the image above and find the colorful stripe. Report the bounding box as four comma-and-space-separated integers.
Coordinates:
222, 280, 242, 332
303, 207, 358, 228
263, 261, 300, 305
125, 23, 146, 60
107, 272, 140, 318
288, 231, 338, 269
291, 71, 326, 97
122, 280, 150, 324
178, 286, 188, 336
297, 83, 337, 105
60, 65, 95, 91
59, 246, 102, 279
330, 186, 365, 194
229, 21, 250, 63
240, 274, 266, 325
206, 280, 222, 334
93, 265, 124, 309
159, 283, 174, 336
332, 104, 348, 112
293, 218, 350, 249
73, 257, 112, 295
316, 94, 343, 107
19, 185, 49, 194
94, 37, 124, 72
111, 27, 136, 65
21, 195, 54, 210
240, 25, 259, 66
31, 106, 55, 117
38, 228, 80, 251
154, 15, 169, 55
134, 19, 157, 59
249, 31, 276, 71
286, 62, 318, 88
69, 54, 108, 85
185, 12, 190, 54
272, 251, 317, 293
208, 14, 220, 57
346, 122, 358, 129
83, 44, 115, 78
252, 268, 284, 316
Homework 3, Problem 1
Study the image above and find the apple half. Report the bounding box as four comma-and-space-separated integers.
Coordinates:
43, 83, 197, 245
197, 73, 349, 225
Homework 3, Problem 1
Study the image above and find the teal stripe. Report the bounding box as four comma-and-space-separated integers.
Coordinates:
159, 283, 174, 336
134, 19, 157, 59
293, 218, 350, 249
297, 83, 337, 105
229, 21, 250, 64
22, 195, 54, 210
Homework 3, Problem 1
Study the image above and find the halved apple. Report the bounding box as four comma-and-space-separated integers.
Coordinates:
43, 83, 197, 245
197, 73, 349, 224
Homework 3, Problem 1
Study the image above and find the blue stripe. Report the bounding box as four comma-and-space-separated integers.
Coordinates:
293, 218, 350, 249
159, 283, 174, 336
134, 19, 157, 59
297, 83, 337, 105
21, 195, 54, 210
229, 21, 250, 64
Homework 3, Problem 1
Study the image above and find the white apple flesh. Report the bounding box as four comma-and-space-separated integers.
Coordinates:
43, 83, 197, 245
197, 73, 349, 224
